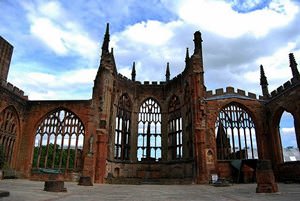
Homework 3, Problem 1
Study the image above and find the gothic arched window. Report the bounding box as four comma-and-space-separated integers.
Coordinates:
168, 95, 183, 160
0, 106, 19, 166
114, 94, 131, 160
279, 111, 299, 162
32, 109, 85, 171
215, 104, 257, 160
137, 98, 161, 161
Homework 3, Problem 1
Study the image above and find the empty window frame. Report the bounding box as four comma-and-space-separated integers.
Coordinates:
32, 109, 85, 171
168, 95, 183, 160
0, 107, 18, 166
137, 98, 161, 161
114, 94, 131, 160
279, 111, 299, 162
215, 104, 257, 160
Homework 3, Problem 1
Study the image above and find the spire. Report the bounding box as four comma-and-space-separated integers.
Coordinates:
101, 23, 110, 54
260, 65, 269, 98
289, 53, 299, 79
193, 31, 203, 55
185, 48, 189, 62
131, 62, 136, 81
165, 62, 170, 81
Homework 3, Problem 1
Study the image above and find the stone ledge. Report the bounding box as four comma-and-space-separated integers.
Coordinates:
0, 190, 9, 197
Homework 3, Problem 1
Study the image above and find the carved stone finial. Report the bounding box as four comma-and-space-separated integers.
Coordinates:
165, 62, 170, 81
260, 65, 269, 98
289, 53, 299, 79
185, 48, 189, 62
193, 31, 202, 54
131, 62, 136, 81
101, 23, 110, 54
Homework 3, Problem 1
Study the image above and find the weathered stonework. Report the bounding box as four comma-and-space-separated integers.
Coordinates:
0, 25, 299, 186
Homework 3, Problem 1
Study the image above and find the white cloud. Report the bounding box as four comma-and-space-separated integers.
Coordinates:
23, 0, 98, 60
10, 67, 97, 100
281, 127, 295, 135
3, 0, 300, 99
169, 0, 298, 38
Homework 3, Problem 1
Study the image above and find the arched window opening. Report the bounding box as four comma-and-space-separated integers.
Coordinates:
114, 94, 131, 160
215, 104, 257, 160
168, 95, 183, 160
137, 98, 161, 161
32, 109, 85, 171
279, 111, 299, 162
0, 107, 18, 166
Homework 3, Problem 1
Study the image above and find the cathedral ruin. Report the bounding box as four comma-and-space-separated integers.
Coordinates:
0, 24, 299, 184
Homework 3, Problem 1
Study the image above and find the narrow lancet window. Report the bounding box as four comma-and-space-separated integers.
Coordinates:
279, 111, 299, 162
114, 94, 131, 160
168, 95, 183, 160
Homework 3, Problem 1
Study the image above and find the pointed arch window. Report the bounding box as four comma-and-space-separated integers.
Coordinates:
279, 111, 299, 162
32, 109, 85, 171
215, 104, 257, 160
114, 94, 131, 160
137, 98, 161, 161
0, 106, 19, 166
168, 95, 183, 160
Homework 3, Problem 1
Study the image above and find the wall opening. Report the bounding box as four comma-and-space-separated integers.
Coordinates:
279, 111, 299, 162
0, 106, 19, 167
215, 104, 258, 160
32, 109, 85, 171
137, 98, 161, 161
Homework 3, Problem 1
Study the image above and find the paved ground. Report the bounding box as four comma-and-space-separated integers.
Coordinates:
0, 179, 299, 201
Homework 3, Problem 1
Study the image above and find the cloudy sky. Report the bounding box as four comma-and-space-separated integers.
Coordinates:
1, 0, 300, 100
1, 0, 298, 149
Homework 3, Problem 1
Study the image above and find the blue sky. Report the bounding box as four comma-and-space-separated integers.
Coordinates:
1, 0, 299, 100
1, 0, 298, 148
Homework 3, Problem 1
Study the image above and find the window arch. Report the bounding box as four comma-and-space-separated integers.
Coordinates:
168, 95, 183, 160
32, 109, 85, 171
279, 111, 299, 162
114, 94, 131, 160
215, 103, 257, 160
0, 106, 19, 166
137, 98, 161, 161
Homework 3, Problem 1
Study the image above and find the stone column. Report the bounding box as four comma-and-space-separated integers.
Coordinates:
94, 130, 108, 183
256, 160, 278, 193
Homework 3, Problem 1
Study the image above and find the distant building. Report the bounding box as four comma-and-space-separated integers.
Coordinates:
0, 24, 299, 183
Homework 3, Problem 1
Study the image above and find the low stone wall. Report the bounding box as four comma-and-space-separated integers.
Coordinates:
105, 160, 194, 184
277, 161, 300, 183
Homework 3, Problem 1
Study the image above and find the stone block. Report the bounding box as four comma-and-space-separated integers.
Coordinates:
226, 87, 234, 94
283, 81, 291, 89
44, 180, 67, 192
277, 86, 283, 93
206, 90, 213, 97
78, 176, 93, 186
248, 92, 256, 99
215, 88, 224, 95
237, 89, 245, 96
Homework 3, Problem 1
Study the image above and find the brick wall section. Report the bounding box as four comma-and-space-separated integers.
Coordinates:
16, 100, 92, 178
0, 36, 13, 81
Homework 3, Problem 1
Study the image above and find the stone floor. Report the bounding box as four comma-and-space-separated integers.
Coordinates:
0, 179, 299, 201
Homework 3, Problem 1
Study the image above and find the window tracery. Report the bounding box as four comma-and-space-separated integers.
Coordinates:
137, 98, 161, 161
0, 106, 18, 166
32, 109, 85, 170
114, 94, 131, 160
168, 95, 183, 160
215, 104, 257, 160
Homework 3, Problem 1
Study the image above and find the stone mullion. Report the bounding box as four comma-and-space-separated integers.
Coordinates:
130, 110, 138, 162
